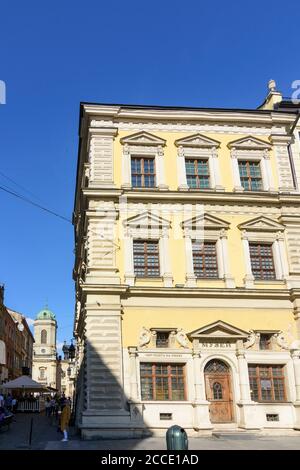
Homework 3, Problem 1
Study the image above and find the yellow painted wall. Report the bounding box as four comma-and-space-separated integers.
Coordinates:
117, 212, 284, 288
122, 307, 296, 348
114, 131, 279, 191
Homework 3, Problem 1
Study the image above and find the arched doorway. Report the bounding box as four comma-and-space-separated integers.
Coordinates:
204, 359, 234, 423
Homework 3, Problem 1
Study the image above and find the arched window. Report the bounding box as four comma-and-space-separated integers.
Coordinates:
41, 329, 47, 344
213, 382, 223, 399
204, 359, 229, 374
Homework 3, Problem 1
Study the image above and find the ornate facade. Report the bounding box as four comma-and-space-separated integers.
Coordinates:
73, 82, 300, 438
32, 308, 76, 396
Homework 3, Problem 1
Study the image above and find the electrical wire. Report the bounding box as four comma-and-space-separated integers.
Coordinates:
0, 170, 46, 204
0, 184, 72, 223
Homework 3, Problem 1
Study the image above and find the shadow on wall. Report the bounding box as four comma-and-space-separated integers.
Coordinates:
73, 339, 152, 440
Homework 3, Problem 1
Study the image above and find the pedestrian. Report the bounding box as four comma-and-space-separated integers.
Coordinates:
60, 399, 71, 442
0, 406, 5, 423
11, 397, 17, 413
50, 397, 55, 416
5, 394, 12, 411
45, 397, 51, 417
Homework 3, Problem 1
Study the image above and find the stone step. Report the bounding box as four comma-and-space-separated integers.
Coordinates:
212, 431, 259, 440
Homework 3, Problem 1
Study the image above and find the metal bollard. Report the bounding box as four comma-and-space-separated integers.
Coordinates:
166, 425, 188, 450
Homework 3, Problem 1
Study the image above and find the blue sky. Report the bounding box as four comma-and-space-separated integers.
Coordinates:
0, 0, 299, 350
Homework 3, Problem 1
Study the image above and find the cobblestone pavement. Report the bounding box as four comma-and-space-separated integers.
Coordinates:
1, 414, 300, 450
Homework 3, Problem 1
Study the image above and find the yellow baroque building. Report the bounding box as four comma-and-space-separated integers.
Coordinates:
73, 82, 300, 438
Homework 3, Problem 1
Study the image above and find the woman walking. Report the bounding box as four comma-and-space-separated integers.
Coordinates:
60, 399, 71, 442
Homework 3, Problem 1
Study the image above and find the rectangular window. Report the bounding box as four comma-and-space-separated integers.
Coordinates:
266, 414, 279, 422
238, 160, 263, 191
140, 363, 186, 401
185, 159, 210, 189
192, 241, 218, 278
259, 334, 272, 350
156, 332, 170, 348
249, 243, 275, 280
131, 156, 156, 188
248, 365, 286, 402
133, 240, 160, 277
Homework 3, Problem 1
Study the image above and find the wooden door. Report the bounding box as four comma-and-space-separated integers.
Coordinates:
204, 360, 233, 423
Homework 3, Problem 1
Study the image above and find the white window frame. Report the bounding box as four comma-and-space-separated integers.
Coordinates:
121, 137, 168, 190
240, 228, 289, 288
123, 213, 173, 287
228, 137, 275, 192
177, 145, 223, 192
182, 215, 235, 288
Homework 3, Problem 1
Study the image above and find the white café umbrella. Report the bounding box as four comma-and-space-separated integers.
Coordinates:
3, 375, 50, 392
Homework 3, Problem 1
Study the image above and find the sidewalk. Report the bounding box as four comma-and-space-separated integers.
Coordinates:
1, 413, 300, 450
0, 412, 68, 449
45, 435, 300, 451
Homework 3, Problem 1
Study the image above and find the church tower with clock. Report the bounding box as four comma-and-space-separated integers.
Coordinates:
32, 307, 58, 389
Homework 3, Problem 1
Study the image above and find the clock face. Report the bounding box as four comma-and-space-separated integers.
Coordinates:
17, 323, 24, 332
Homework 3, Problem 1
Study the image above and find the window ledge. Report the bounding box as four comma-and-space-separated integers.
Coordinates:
253, 401, 292, 405
141, 400, 189, 404
186, 188, 219, 192
254, 280, 286, 285
131, 187, 160, 191
135, 277, 163, 282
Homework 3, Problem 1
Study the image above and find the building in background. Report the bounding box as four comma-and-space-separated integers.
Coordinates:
7, 309, 34, 378
32, 307, 57, 389
0, 286, 34, 387
73, 83, 300, 439
32, 307, 76, 396
56, 340, 76, 398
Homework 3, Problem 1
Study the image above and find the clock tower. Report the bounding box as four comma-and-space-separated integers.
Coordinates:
32, 307, 57, 389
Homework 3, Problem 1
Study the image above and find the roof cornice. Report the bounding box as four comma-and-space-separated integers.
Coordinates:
81, 103, 295, 126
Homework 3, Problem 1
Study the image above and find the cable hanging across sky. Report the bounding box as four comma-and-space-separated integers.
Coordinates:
0, 184, 72, 223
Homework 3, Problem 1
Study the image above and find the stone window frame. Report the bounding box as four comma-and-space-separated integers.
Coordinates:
228, 136, 275, 193
135, 354, 191, 403
120, 132, 168, 190
181, 214, 235, 288
175, 133, 224, 192
39, 367, 47, 380
123, 211, 173, 287
41, 329, 47, 344
238, 217, 289, 288
248, 364, 287, 403
133, 239, 160, 278
139, 362, 187, 401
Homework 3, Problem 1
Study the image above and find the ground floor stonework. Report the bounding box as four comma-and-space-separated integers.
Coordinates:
73, 289, 300, 439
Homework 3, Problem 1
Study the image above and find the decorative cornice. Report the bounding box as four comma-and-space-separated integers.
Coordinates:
227, 136, 272, 150
238, 216, 285, 232
81, 103, 295, 126
81, 188, 300, 205
123, 210, 171, 229
88, 127, 118, 138
120, 131, 166, 147
269, 134, 292, 145
188, 320, 248, 339
181, 213, 230, 231
175, 133, 221, 148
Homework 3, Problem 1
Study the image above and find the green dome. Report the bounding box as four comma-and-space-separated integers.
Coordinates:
36, 308, 56, 320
